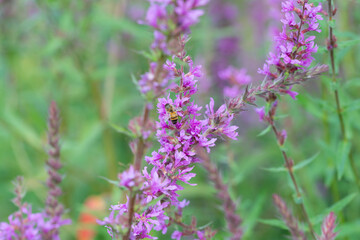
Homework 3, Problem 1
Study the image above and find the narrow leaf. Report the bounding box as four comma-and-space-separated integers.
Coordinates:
99, 176, 120, 186
263, 152, 319, 173
293, 152, 320, 171
110, 123, 136, 138
242, 194, 266, 238
262, 166, 287, 173
258, 219, 288, 230
310, 193, 357, 225
257, 125, 271, 137
326, 193, 357, 213
336, 140, 351, 180
343, 99, 360, 113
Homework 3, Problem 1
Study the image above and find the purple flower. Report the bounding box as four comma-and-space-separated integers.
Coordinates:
100, 2, 241, 239
279, 129, 287, 145
202, 98, 239, 140
281, 1, 294, 12
100, 38, 227, 239
138, 62, 174, 95
255, 107, 266, 122
145, 3, 167, 29
175, 0, 209, 31
196, 230, 206, 240
0, 178, 44, 240
0, 205, 44, 240
171, 230, 183, 240
283, 86, 299, 100
258, 0, 322, 78
139, 0, 208, 95
218, 66, 252, 98
119, 165, 143, 189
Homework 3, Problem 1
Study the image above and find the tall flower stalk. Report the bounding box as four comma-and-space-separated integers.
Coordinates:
0, 101, 70, 239
326, 0, 360, 189
197, 148, 243, 240
98, 1, 241, 239
123, 1, 212, 238
99, 35, 234, 239
255, 0, 324, 239
42, 101, 71, 239
0, 177, 43, 240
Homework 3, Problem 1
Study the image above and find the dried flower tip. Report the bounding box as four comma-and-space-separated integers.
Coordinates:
319, 212, 338, 240
273, 194, 306, 240
332, 8, 337, 16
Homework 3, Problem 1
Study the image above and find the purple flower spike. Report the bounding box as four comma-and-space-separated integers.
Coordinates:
41, 101, 71, 240
258, 0, 322, 78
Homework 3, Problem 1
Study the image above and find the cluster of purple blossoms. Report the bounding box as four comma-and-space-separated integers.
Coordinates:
0, 204, 43, 240
100, 0, 327, 239
0, 102, 70, 240
0, 177, 43, 240
99, 34, 238, 239
218, 66, 252, 98
258, 0, 323, 79
139, 0, 209, 96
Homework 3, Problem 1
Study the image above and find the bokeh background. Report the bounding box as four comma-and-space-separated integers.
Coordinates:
1, 0, 360, 239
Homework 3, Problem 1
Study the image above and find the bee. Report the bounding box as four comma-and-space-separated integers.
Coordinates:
165, 103, 179, 124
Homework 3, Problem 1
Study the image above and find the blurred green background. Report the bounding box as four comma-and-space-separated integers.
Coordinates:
1, 0, 360, 239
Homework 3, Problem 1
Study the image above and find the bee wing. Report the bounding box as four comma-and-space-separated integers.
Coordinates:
165, 112, 171, 121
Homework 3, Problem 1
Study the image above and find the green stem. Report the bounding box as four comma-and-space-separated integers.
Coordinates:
327, 0, 360, 190
269, 120, 317, 240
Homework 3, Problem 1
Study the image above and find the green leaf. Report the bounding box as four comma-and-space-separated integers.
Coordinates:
98, 176, 120, 187
198, 221, 214, 230
110, 123, 136, 138
145, 195, 166, 208
258, 219, 287, 230
311, 193, 357, 225
262, 166, 287, 173
2, 110, 42, 151
263, 152, 319, 173
242, 194, 266, 239
338, 39, 360, 49
293, 152, 320, 171
337, 221, 360, 238
344, 78, 360, 89
296, 93, 335, 119
343, 99, 360, 113
274, 114, 289, 120
257, 125, 271, 137
336, 140, 351, 180
327, 193, 357, 213
132, 49, 157, 61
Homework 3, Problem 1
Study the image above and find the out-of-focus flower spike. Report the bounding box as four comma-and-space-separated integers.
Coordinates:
43, 101, 71, 240
273, 194, 306, 240
319, 212, 338, 240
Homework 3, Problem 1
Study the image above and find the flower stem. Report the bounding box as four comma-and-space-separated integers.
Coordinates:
124, 54, 165, 239
269, 119, 316, 240
197, 147, 243, 240
124, 104, 150, 240
327, 0, 360, 190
